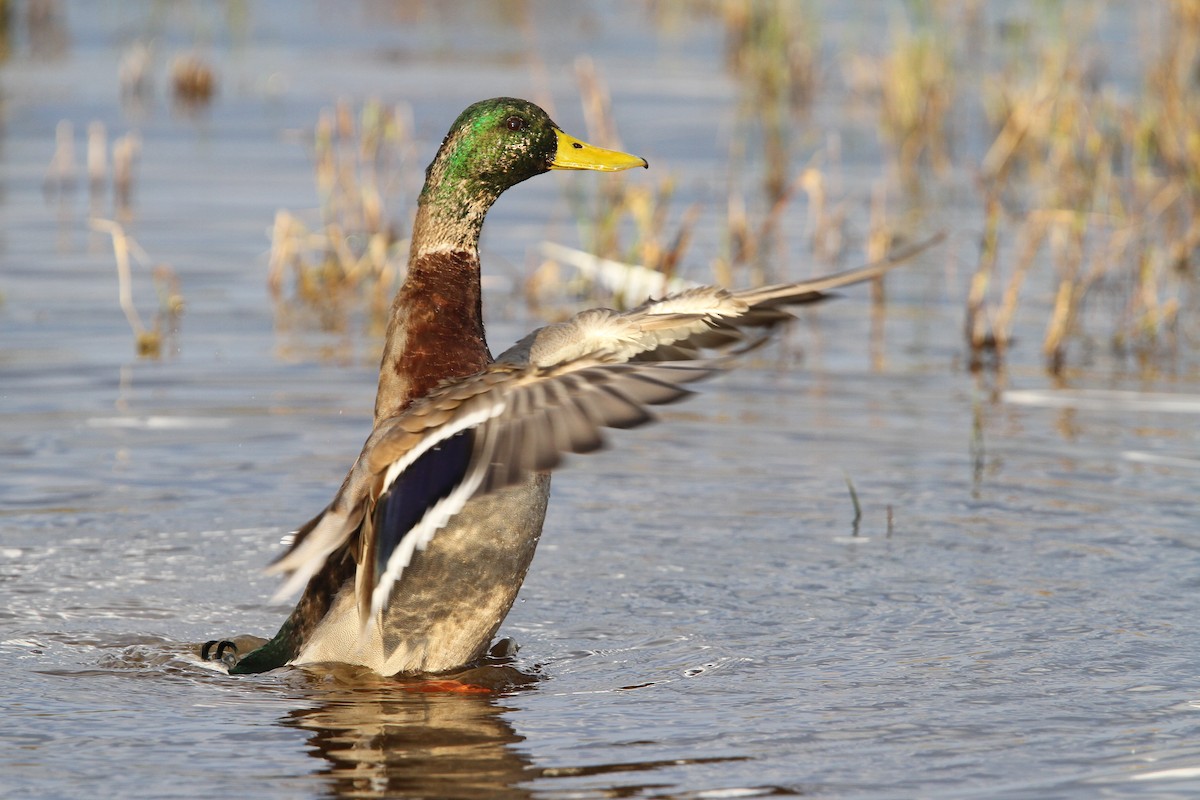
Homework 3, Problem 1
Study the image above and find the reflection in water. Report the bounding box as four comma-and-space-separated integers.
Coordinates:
72, 641, 752, 799
280, 664, 746, 799
282, 665, 536, 800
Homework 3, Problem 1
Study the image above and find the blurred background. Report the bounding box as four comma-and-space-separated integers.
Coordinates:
3, 2, 1200, 798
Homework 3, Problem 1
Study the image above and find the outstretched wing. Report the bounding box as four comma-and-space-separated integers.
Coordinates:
266, 356, 717, 625
500, 232, 945, 367
265, 233, 943, 625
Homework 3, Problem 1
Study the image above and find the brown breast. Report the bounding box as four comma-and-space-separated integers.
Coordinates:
375, 249, 490, 421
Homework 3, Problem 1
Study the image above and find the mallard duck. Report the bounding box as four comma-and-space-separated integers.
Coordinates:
211, 97, 927, 676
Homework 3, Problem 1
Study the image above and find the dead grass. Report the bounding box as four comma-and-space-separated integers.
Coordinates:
92, 219, 184, 358
967, 1, 1200, 374
267, 98, 414, 336
260, 2, 1200, 378
535, 48, 861, 314
531, 58, 702, 311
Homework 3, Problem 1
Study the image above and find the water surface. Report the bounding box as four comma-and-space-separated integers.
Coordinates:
3, 3, 1200, 798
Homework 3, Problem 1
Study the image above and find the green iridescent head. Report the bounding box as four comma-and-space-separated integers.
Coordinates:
421, 97, 647, 209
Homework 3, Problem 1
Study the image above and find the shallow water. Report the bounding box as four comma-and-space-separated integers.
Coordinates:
4, 2, 1200, 798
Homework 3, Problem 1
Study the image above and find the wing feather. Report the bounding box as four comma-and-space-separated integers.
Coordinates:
351, 357, 719, 623
501, 232, 945, 370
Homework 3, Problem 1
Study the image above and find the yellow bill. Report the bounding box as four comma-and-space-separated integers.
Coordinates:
551, 129, 648, 172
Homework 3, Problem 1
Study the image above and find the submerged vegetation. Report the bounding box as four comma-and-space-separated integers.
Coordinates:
267, 99, 414, 336
530, 57, 701, 311
92, 220, 183, 358
76, 0, 1195, 377
685, 0, 1198, 377
967, 0, 1200, 375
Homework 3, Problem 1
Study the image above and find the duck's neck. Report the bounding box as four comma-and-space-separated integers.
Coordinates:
409, 144, 510, 258
373, 199, 494, 423
408, 186, 492, 258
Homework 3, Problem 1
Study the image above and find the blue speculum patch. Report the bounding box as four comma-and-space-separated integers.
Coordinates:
372, 430, 474, 581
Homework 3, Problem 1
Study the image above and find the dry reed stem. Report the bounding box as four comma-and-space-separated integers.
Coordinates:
269, 99, 412, 334
87, 121, 107, 200
92, 219, 182, 358
112, 132, 140, 218
965, 0, 1200, 373
43, 119, 75, 196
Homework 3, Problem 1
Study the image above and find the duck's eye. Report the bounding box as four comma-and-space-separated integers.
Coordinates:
505, 116, 525, 132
